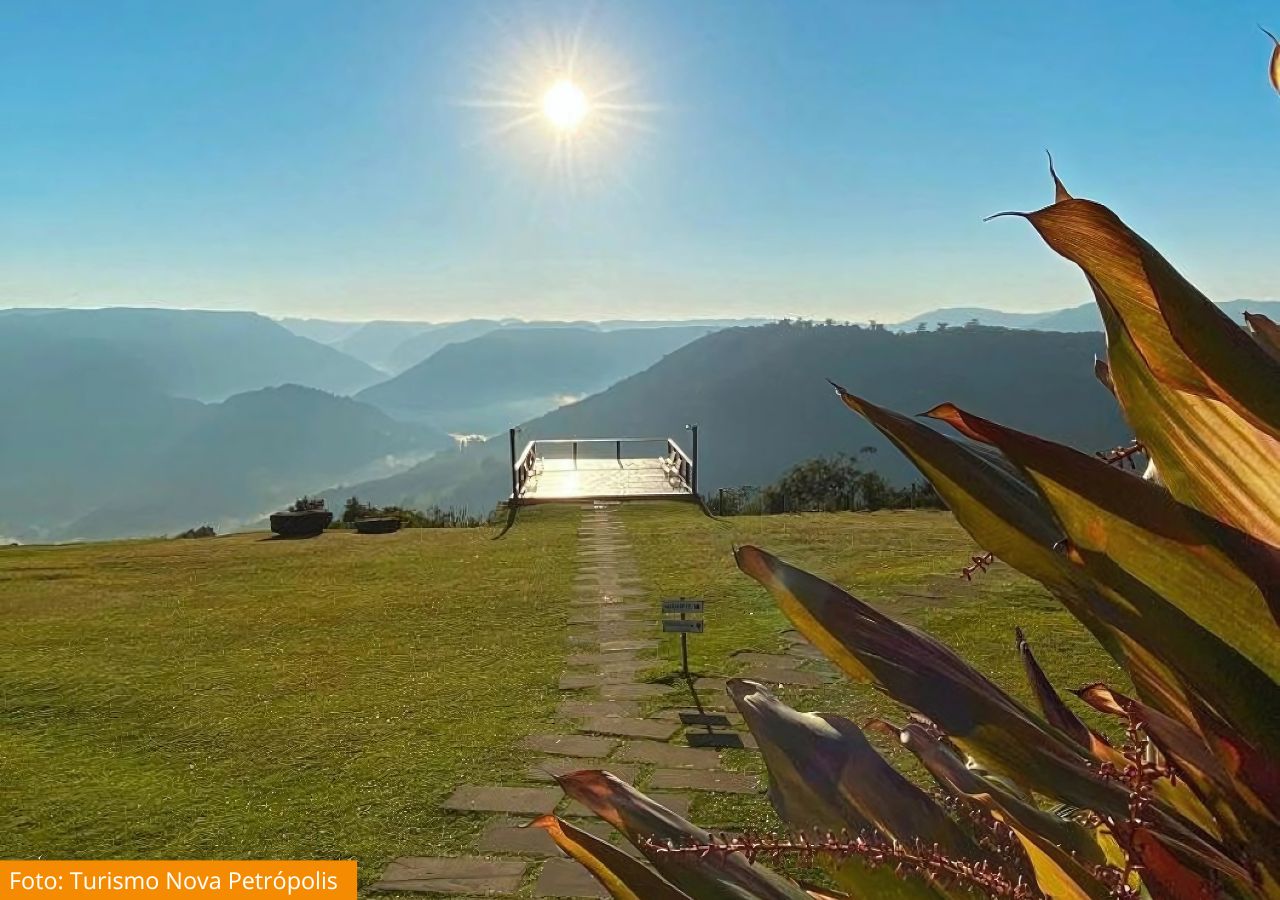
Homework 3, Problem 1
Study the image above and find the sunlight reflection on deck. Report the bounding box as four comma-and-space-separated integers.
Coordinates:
522, 457, 691, 501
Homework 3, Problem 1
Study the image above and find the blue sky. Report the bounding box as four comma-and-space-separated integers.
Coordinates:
2, 1, 1277, 323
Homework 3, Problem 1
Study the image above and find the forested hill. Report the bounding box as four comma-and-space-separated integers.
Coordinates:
327, 322, 1130, 514
356, 325, 716, 433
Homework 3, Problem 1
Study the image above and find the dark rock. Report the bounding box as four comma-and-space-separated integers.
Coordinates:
353, 516, 401, 534
269, 509, 333, 538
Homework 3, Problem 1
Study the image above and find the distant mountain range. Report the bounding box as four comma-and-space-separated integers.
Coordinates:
57, 385, 447, 542
1, 307, 382, 400
0, 311, 444, 541
325, 322, 1130, 516
8, 300, 1271, 541
890, 299, 1279, 333
279, 315, 773, 374
356, 325, 718, 434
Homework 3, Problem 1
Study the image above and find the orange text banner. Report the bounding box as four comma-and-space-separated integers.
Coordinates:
2, 862, 356, 900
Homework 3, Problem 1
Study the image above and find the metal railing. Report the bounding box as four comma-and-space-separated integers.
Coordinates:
665, 438, 693, 489
512, 440, 537, 498
509, 433, 695, 499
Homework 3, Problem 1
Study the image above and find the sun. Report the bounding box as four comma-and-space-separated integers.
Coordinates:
542, 79, 589, 132
457, 11, 656, 194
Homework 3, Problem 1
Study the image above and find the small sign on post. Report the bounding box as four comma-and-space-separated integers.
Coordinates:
661, 599, 704, 615
662, 618, 705, 634
661, 597, 705, 677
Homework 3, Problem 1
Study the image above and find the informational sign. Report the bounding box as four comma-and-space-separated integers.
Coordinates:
662, 618, 705, 633
661, 597, 706, 676
661, 599, 704, 614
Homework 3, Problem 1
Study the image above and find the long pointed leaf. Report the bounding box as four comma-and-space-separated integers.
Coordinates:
728, 678, 984, 858
926, 403, 1280, 679
557, 770, 812, 900
1014, 196, 1280, 543
1023, 197, 1280, 435
833, 387, 1136, 665
893, 723, 1112, 900
1245, 312, 1280, 363
1015, 627, 1094, 750
531, 816, 696, 900
924, 403, 1280, 759
1097, 291, 1280, 546
735, 544, 1130, 818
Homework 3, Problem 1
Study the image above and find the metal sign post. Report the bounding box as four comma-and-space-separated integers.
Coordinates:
661, 598, 705, 677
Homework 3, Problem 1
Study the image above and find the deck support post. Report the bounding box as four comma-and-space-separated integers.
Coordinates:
690, 424, 699, 496
509, 428, 517, 499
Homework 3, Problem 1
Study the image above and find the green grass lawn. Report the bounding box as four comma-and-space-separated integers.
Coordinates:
0, 507, 578, 882
617, 502, 1127, 832
2, 500, 1126, 894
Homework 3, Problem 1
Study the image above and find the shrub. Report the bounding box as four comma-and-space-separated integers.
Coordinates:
535, 167, 1280, 895
174, 525, 215, 539
340, 495, 484, 528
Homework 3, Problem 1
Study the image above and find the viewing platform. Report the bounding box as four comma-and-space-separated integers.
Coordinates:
508, 433, 698, 505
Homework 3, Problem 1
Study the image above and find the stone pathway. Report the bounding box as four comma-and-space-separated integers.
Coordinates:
371, 501, 833, 898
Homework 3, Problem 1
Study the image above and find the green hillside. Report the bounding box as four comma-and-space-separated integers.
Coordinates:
0, 503, 1120, 890
357, 325, 715, 433
333, 321, 1130, 515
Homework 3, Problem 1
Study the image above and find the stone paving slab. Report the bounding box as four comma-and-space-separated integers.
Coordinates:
615, 741, 722, 769
534, 858, 608, 898
595, 591, 649, 602
584, 626, 651, 641
441, 785, 562, 815
474, 818, 565, 858
567, 651, 641, 666
522, 733, 620, 758
579, 716, 680, 741
781, 629, 813, 646
574, 580, 645, 591
556, 699, 641, 719
732, 651, 802, 668
562, 792, 692, 820
370, 857, 527, 894
567, 609, 646, 625
597, 660, 655, 677
600, 639, 658, 651
597, 683, 673, 701
740, 666, 832, 687
686, 732, 754, 750
694, 676, 730, 693
649, 768, 761, 794
652, 708, 742, 725
525, 757, 641, 784
577, 619, 650, 632
573, 820, 645, 859
559, 671, 635, 689
788, 644, 828, 661
570, 596, 640, 609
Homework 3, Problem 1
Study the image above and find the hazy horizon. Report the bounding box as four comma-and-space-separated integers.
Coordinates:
4, 1, 1278, 323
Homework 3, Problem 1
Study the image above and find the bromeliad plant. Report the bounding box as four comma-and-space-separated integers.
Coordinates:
531, 71, 1280, 900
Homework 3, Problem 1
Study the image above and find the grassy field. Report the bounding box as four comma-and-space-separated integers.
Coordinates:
0, 507, 578, 881
617, 502, 1127, 831
2, 501, 1126, 893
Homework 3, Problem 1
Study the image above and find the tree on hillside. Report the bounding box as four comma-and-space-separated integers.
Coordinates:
762, 454, 866, 512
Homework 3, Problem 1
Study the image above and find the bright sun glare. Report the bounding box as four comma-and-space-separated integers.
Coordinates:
458, 10, 655, 194
542, 79, 589, 131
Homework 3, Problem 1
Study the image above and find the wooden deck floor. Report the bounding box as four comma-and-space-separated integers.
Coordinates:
521, 457, 692, 502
